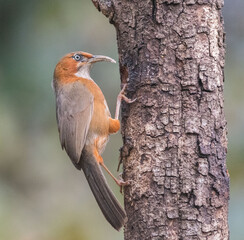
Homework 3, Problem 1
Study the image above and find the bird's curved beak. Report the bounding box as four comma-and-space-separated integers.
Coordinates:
88, 55, 116, 64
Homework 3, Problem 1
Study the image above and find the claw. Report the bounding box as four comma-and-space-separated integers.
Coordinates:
121, 95, 137, 104
115, 83, 136, 119
116, 173, 131, 193
117, 179, 131, 193
117, 180, 130, 186
118, 84, 137, 104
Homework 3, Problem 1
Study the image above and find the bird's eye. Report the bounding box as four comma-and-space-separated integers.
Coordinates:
73, 54, 81, 61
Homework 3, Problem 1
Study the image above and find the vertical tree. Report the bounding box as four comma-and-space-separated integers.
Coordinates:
92, 0, 229, 239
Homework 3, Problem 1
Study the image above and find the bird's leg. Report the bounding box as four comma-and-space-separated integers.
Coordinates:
115, 84, 136, 172
93, 143, 129, 190
114, 84, 136, 120
100, 161, 129, 187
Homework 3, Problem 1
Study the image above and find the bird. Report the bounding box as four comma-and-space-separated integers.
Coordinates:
52, 51, 134, 231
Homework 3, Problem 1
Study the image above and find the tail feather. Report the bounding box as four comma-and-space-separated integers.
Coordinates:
79, 146, 126, 231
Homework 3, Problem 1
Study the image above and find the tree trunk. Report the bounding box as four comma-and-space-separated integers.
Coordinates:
92, 0, 229, 239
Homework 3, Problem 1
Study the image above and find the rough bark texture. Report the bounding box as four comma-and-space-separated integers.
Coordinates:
92, 0, 229, 239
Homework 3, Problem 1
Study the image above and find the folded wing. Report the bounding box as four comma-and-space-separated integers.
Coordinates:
55, 81, 94, 164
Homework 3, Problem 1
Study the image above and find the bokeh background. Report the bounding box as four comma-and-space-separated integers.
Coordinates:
0, 0, 243, 239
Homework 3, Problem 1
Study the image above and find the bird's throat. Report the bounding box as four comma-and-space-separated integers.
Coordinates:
75, 64, 92, 80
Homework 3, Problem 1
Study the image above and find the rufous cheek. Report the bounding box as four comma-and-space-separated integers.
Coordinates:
54, 59, 79, 82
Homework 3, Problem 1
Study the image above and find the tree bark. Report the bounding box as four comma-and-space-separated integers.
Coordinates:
92, 0, 229, 239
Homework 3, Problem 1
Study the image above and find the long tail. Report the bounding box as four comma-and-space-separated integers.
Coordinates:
78, 145, 126, 231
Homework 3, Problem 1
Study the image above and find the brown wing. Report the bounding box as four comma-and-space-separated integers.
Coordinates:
55, 81, 94, 164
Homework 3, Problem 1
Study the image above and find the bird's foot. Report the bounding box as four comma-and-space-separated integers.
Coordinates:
118, 84, 137, 104
116, 175, 131, 193
115, 84, 137, 119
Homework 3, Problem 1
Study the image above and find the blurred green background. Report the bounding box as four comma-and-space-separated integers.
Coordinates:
0, 0, 243, 239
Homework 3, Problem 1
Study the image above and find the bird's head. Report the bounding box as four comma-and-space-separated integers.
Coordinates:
53, 51, 116, 84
